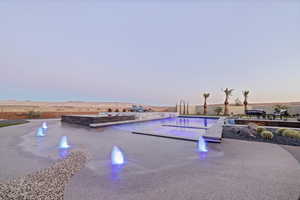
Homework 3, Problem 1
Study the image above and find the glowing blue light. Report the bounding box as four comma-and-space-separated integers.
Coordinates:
36, 128, 45, 137
111, 146, 125, 165
42, 122, 48, 129
110, 163, 125, 181
204, 119, 208, 127
59, 149, 70, 159
59, 136, 70, 149
198, 136, 208, 152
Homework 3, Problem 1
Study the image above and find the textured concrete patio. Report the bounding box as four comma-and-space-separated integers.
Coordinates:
0, 119, 299, 200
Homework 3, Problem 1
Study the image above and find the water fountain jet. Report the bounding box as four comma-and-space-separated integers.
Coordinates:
198, 136, 208, 152
59, 136, 70, 149
111, 146, 125, 165
36, 128, 45, 137
42, 122, 48, 129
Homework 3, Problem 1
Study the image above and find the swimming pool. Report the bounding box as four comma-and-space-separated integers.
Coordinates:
112, 117, 220, 141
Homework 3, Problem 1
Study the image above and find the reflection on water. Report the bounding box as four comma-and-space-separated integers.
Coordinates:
110, 163, 125, 181
198, 152, 208, 160
204, 118, 208, 127
167, 128, 202, 137
113, 117, 216, 137
35, 136, 47, 151
59, 148, 70, 159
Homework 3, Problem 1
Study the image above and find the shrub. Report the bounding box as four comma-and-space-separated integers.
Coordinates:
27, 111, 41, 119
282, 129, 296, 137
294, 132, 300, 139
277, 128, 289, 136
257, 126, 267, 134
282, 129, 300, 139
214, 107, 223, 115
260, 130, 274, 140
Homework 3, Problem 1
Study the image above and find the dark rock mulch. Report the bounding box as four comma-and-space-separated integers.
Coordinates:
0, 119, 29, 127
223, 126, 300, 146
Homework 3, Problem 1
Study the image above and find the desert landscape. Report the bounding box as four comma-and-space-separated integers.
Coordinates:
0, 100, 174, 120
2, 99, 300, 120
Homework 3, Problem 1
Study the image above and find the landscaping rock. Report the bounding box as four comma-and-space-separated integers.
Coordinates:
238, 126, 257, 138
0, 151, 87, 200
223, 125, 300, 146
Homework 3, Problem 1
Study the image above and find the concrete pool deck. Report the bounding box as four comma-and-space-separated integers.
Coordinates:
0, 119, 299, 200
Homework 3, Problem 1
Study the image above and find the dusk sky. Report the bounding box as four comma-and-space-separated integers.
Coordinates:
1, 2, 300, 106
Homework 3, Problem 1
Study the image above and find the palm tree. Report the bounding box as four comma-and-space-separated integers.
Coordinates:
203, 93, 210, 115
179, 100, 183, 115
186, 101, 189, 115
223, 88, 234, 115
242, 90, 250, 113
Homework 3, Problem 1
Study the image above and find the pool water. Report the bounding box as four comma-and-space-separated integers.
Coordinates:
112, 117, 219, 139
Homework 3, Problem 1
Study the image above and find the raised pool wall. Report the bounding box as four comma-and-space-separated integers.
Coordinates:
61, 115, 136, 126
63, 112, 179, 127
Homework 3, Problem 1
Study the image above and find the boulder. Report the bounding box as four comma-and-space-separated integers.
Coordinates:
238, 126, 257, 138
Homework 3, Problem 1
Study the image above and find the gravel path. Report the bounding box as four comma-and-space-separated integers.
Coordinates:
0, 151, 87, 200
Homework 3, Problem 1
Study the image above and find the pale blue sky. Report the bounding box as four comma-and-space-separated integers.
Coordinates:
1, 2, 300, 106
